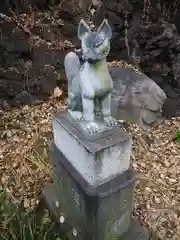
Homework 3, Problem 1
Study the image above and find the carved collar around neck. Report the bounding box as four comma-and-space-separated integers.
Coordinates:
87, 59, 99, 64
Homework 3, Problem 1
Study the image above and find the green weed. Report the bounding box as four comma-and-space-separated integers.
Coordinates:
0, 187, 61, 240
175, 130, 180, 142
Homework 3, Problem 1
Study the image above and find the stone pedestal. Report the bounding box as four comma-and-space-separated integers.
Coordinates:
43, 111, 150, 240
43, 142, 149, 240
44, 183, 150, 240
52, 112, 132, 186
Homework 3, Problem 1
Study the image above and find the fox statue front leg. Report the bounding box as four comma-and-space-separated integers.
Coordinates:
82, 97, 100, 133
81, 81, 101, 133
94, 97, 101, 116
101, 92, 119, 127
67, 92, 83, 121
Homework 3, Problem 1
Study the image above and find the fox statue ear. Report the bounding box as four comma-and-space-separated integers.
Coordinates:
97, 19, 112, 40
78, 19, 91, 40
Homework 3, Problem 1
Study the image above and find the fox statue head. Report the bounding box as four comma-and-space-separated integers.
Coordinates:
78, 19, 112, 62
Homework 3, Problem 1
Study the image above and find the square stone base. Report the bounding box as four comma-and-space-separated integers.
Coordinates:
52, 111, 132, 186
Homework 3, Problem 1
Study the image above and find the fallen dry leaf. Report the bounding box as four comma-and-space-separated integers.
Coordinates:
53, 87, 63, 98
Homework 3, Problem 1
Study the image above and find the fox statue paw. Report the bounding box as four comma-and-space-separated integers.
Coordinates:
104, 116, 119, 127
85, 121, 101, 133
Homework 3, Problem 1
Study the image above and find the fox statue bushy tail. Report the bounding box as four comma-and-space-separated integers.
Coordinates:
64, 52, 82, 112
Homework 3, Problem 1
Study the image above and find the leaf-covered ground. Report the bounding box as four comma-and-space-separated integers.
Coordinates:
129, 119, 180, 240
0, 186, 64, 240
0, 95, 180, 239
0, 95, 66, 209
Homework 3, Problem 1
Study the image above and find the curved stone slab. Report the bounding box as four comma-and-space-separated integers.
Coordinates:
110, 67, 167, 129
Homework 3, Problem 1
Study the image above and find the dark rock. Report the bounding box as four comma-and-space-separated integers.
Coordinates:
160, 82, 179, 99
32, 44, 49, 68
12, 91, 33, 106
0, 21, 30, 54
107, 12, 124, 26
0, 99, 10, 110
0, 68, 23, 81
150, 49, 162, 57
2, 80, 24, 98
32, 24, 54, 42
39, 76, 55, 95
163, 98, 180, 117
158, 41, 170, 47
28, 64, 59, 95
32, 22, 77, 41
172, 53, 180, 88
11, 38, 30, 54
151, 76, 164, 85
60, 22, 77, 38
0, 34, 30, 54
161, 64, 170, 76
41, 65, 57, 94
0, 52, 20, 67
59, 2, 81, 20
174, 88, 180, 94
93, 3, 107, 26
172, 8, 180, 34
32, 44, 65, 68
104, 0, 133, 13
92, 0, 101, 7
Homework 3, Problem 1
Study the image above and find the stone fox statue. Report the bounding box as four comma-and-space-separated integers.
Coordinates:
64, 19, 118, 133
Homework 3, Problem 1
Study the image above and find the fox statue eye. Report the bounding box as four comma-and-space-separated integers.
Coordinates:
94, 39, 104, 47
98, 38, 110, 54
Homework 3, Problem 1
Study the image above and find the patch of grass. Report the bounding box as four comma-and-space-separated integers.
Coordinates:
175, 130, 180, 142
0, 186, 61, 240
28, 133, 52, 174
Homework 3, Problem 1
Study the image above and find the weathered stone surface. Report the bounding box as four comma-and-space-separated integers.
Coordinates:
43, 171, 149, 239
52, 111, 132, 186
110, 67, 167, 129
44, 148, 136, 239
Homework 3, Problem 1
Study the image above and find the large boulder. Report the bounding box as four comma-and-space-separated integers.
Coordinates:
110, 67, 167, 129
